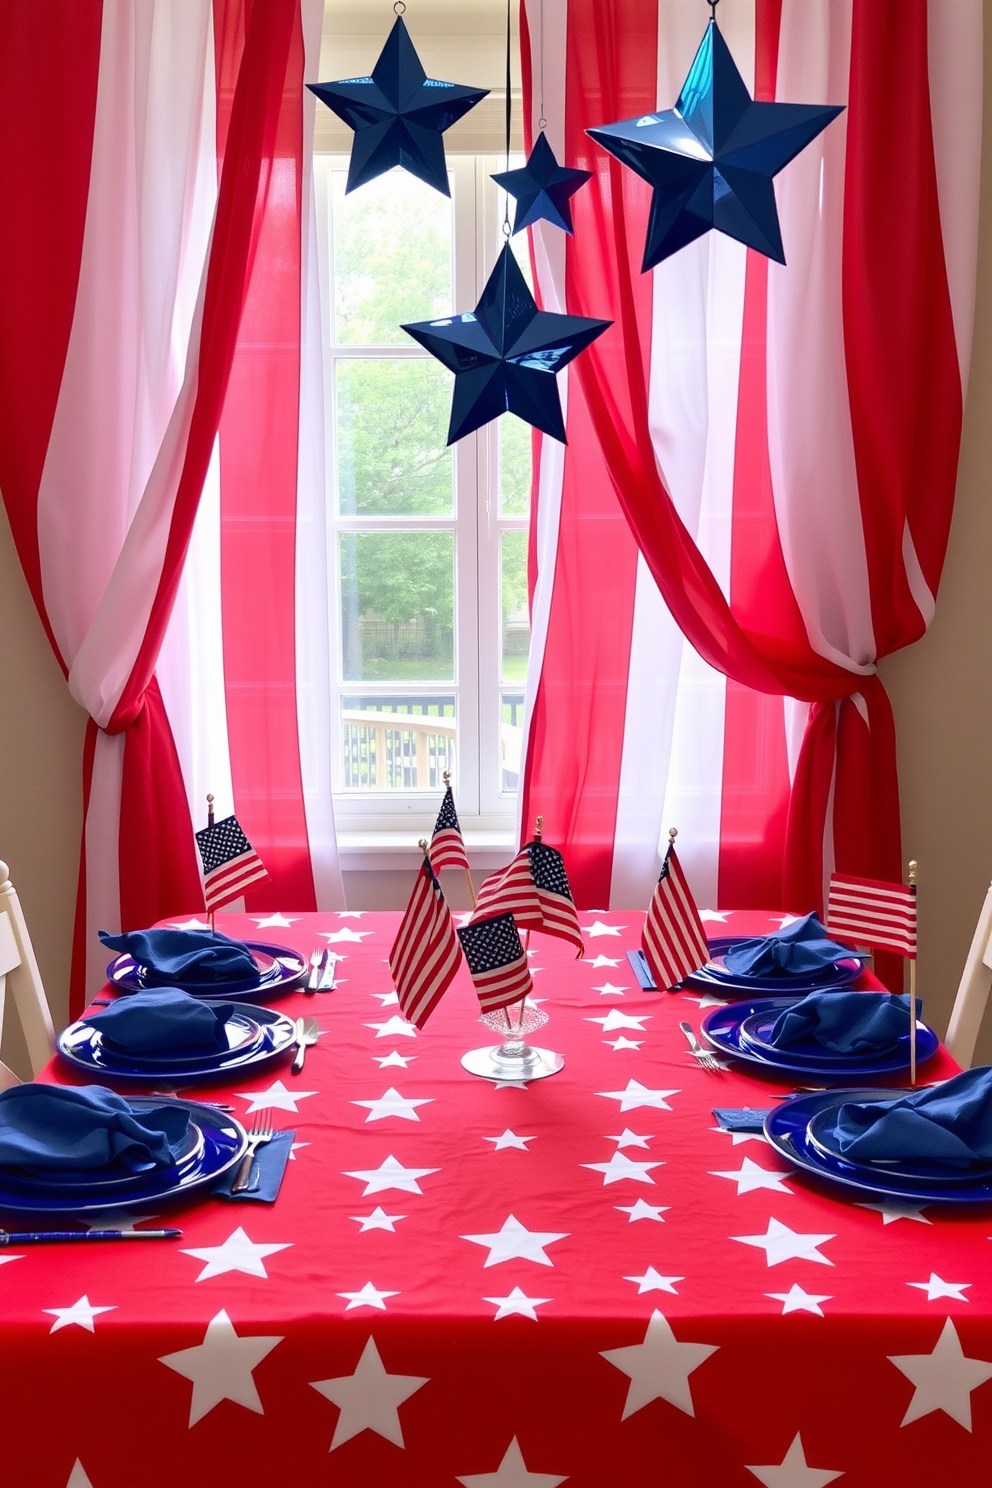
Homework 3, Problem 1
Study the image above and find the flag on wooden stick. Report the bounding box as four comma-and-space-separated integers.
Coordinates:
641, 831, 710, 990
195, 815, 269, 912
390, 847, 462, 1029
457, 911, 533, 1013
471, 838, 583, 956
429, 780, 471, 874
826, 873, 918, 958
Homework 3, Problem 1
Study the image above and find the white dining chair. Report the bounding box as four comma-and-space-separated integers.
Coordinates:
0, 859, 56, 1087
944, 881, 992, 1070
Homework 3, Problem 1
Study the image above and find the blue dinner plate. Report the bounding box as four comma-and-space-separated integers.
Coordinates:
57, 1004, 297, 1082
701, 996, 939, 1079
0, 1098, 247, 1214
805, 1102, 992, 1187
682, 937, 864, 999
764, 1090, 992, 1205
106, 940, 308, 1001
738, 1010, 901, 1066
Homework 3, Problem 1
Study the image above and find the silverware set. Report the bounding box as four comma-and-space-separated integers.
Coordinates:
231, 1109, 276, 1194
306, 947, 338, 993
679, 1020, 729, 1072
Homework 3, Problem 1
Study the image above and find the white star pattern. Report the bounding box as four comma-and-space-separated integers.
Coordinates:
66, 1464, 94, 1488
582, 1152, 663, 1186
731, 1218, 835, 1268
592, 982, 628, 996
601, 1310, 718, 1419
351, 1088, 434, 1123
745, 1432, 844, 1487
456, 1437, 568, 1488
235, 1079, 317, 1113
374, 1050, 417, 1069
343, 1154, 440, 1196
699, 909, 730, 922
684, 993, 731, 1009
365, 1015, 418, 1040
180, 1226, 292, 1281
889, 1318, 992, 1430
907, 1274, 971, 1303
484, 1286, 552, 1321
855, 1199, 931, 1225
485, 1130, 535, 1151
461, 1215, 569, 1268
338, 1282, 399, 1312
336, 911, 366, 918
586, 1010, 650, 1032
766, 1285, 832, 1317
0, 1253, 24, 1269
250, 912, 298, 928
581, 920, 624, 937
310, 1336, 429, 1450
372, 991, 401, 1006
624, 1267, 682, 1295
596, 1080, 679, 1113
79, 1207, 160, 1231
44, 1296, 116, 1333
608, 1129, 653, 1149
616, 1199, 669, 1223
289, 1141, 311, 1160
159, 1309, 283, 1426
170, 917, 210, 930
605, 1035, 643, 1052
710, 1157, 795, 1195
350, 1207, 406, 1232
493, 1079, 530, 1091
322, 928, 372, 943
584, 955, 622, 969
709, 1125, 768, 1146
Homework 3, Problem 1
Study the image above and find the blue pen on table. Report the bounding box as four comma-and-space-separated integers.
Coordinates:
0, 1228, 182, 1245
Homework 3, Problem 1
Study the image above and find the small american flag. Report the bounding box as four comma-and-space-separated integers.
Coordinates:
641, 843, 710, 989
826, 873, 917, 958
471, 841, 584, 956
457, 911, 533, 1013
195, 815, 269, 912
429, 784, 470, 875
389, 858, 463, 1028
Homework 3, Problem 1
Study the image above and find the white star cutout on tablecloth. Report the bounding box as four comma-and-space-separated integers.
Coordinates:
365, 1015, 418, 1040
684, 993, 731, 1009
493, 1079, 531, 1091
338, 1281, 399, 1312
311, 1335, 429, 1450
484, 1286, 552, 1321
235, 1079, 317, 1113
584, 955, 622, 969
456, 1436, 568, 1488
772, 914, 805, 929
351, 1088, 434, 1123
609, 1129, 653, 1149
586, 1010, 650, 1032
350, 1206, 407, 1232
597, 1080, 679, 1113
592, 982, 629, 997
250, 912, 298, 929
745, 1432, 844, 1487
711, 1156, 795, 1195
889, 1318, 992, 1430
855, 1199, 931, 1225
616, 1199, 669, 1223
699, 909, 730, 922
908, 1274, 971, 1303
78, 1207, 160, 1231
605, 1035, 644, 1052
461, 1214, 568, 1268
44, 1296, 116, 1333
170, 917, 209, 930
709, 1126, 768, 1146
582, 1152, 662, 1187
343, 1154, 440, 1196
0, 1253, 24, 1268
601, 1310, 718, 1419
180, 1226, 292, 1281
374, 1050, 417, 1068
322, 927, 372, 943
765, 1285, 832, 1317
624, 1267, 682, 1295
372, 990, 401, 1006
288, 1142, 311, 1160
66, 1464, 94, 1488
582, 921, 624, 937
731, 1217, 835, 1267
485, 1130, 535, 1151
337, 911, 366, 918
159, 1309, 283, 1426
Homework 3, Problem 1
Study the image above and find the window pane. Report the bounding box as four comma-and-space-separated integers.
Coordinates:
499, 414, 532, 516
332, 168, 452, 345
340, 531, 454, 682
336, 359, 454, 516
500, 529, 530, 682
341, 694, 456, 791
501, 691, 525, 793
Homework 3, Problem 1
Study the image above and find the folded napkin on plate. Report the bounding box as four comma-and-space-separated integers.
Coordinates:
767, 991, 918, 1055
833, 1068, 992, 1168
214, 1130, 295, 1203
723, 912, 852, 977
99, 927, 258, 985
0, 1084, 190, 1174
86, 989, 238, 1055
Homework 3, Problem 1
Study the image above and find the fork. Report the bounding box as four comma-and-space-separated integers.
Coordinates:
306, 947, 325, 992
231, 1110, 275, 1194
679, 1020, 728, 1072
292, 1017, 320, 1074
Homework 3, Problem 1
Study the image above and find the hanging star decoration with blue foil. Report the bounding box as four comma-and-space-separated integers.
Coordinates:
492, 132, 592, 235
586, 18, 843, 270
402, 244, 611, 444
307, 16, 488, 196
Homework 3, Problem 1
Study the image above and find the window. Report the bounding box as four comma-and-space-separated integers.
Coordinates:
314, 155, 531, 833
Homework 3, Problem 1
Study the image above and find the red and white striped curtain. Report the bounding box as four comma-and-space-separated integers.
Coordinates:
0, 0, 342, 1011
518, 0, 981, 978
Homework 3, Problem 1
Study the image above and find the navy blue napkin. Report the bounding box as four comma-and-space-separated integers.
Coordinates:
86, 989, 238, 1055
767, 991, 917, 1055
723, 912, 851, 977
0, 1084, 191, 1174
712, 1107, 772, 1133
99, 927, 258, 986
833, 1069, 992, 1168
215, 1130, 295, 1203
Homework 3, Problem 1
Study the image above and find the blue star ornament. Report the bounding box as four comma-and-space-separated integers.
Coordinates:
307, 17, 488, 196
402, 245, 611, 444
586, 20, 843, 270
492, 132, 592, 235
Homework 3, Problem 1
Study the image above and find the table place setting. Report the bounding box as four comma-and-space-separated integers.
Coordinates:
99, 925, 309, 1001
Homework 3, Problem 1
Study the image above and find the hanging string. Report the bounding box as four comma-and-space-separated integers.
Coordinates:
539, 0, 546, 130
503, 0, 512, 237
707, 0, 719, 16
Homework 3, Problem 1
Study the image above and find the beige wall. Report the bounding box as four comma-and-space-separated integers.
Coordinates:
1, 17, 991, 1066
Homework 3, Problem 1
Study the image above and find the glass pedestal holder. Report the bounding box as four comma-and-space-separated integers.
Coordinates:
461, 999, 564, 1082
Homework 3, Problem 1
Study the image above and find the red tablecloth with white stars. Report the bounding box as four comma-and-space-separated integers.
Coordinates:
3, 908, 992, 1488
